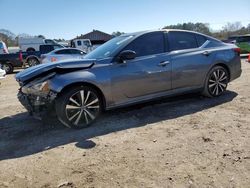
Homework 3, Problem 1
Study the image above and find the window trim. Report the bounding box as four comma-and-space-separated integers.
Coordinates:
115, 31, 167, 61
167, 31, 199, 51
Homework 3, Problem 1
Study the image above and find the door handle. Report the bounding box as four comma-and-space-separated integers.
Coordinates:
158, 61, 170, 67
202, 51, 210, 56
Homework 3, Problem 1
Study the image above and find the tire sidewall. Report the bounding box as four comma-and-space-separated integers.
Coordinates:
55, 86, 103, 129
2, 63, 13, 74
203, 66, 229, 97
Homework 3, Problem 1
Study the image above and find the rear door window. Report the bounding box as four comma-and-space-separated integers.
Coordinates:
168, 31, 198, 51
55, 49, 72, 55
196, 34, 207, 47
123, 32, 165, 57
70, 49, 85, 55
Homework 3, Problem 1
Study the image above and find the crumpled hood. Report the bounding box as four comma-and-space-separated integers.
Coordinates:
16, 59, 95, 83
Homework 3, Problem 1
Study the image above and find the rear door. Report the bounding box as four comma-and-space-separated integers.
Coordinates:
111, 31, 172, 104
168, 31, 214, 89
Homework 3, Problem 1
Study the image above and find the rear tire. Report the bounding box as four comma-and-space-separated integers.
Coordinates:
202, 66, 229, 97
55, 86, 103, 129
27, 58, 40, 67
1, 63, 13, 74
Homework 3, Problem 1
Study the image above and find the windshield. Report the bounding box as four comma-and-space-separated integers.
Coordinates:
84, 35, 134, 59
0, 42, 3, 48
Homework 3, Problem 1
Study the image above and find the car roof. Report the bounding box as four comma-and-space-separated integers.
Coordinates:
121, 29, 221, 42
50, 48, 83, 53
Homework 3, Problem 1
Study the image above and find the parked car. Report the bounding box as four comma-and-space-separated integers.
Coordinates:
18, 37, 60, 52
0, 44, 64, 74
71, 39, 92, 53
0, 68, 6, 79
41, 48, 86, 64
226, 34, 250, 54
16, 29, 242, 129
0, 41, 9, 54
23, 44, 64, 66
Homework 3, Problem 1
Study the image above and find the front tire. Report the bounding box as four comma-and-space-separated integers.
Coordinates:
202, 66, 229, 97
55, 86, 102, 129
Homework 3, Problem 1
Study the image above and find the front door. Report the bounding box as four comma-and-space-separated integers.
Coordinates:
111, 32, 172, 105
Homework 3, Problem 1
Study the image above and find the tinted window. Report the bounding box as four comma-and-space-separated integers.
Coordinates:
77, 41, 82, 46
70, 49, 85, 55
204, 39, 223, 48
168, 31, 198, 50
196, 35, 207, 47
123, 32, 165, 57
55, 49, 72, 55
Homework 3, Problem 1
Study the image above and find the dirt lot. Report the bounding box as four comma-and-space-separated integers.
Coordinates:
0, 59, 249, 188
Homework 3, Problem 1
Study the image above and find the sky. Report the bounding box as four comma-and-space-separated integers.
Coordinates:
1, 0, 250, 40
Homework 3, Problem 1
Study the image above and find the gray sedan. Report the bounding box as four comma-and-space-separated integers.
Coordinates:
16, 30, 242, 128
41, 48, 86, 64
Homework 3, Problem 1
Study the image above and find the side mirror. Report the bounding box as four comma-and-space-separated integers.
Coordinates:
119, 50, 136, 62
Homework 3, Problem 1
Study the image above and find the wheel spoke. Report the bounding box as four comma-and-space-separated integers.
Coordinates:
84, 111, 89, 124
215, 85, 219, 95
79, 90, 84, 105
219, 76, 227, 82
219, 72, 225, 80
213, 72, 218, 80
86, 98, 98, 107
209, 79, 215, 83
212, 84, 217, 95
84, 109, 95, 120
74, 110, 83, 125
66, 104, 81, 110
70, 97, 81, 107
209, 83, 216, 88
87, 105, 100, 109
218, 84, 224, 93
219, 82, 226, 88
84, 91, 90, 104
68, 110, 80, 121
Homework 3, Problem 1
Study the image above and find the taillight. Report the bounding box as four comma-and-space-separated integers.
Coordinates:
248, 54, 250, 62
234, 48, 241, 55
51, 57, 57, 62
19, 51, 23, 62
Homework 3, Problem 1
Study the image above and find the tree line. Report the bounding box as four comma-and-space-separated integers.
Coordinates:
1, 22, 250, 47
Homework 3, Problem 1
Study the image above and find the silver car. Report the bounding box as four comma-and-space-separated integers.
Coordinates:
16, 30, 242, 129
41, 48, 86, 64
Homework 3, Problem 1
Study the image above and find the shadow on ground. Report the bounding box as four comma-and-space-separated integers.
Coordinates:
0, 91, 237, 160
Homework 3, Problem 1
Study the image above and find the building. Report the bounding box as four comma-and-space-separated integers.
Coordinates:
75, 30, 113, 46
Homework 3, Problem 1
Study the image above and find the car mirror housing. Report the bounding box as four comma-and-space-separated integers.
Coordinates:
119, 50, 136, 62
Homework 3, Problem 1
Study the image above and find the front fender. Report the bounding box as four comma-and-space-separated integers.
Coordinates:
48, 68, 112, 107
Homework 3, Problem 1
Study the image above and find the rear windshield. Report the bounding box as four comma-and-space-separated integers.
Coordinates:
0, 42, 3, 48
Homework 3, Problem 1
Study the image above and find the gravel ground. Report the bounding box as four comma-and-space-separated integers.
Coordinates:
0, 60, 249, 188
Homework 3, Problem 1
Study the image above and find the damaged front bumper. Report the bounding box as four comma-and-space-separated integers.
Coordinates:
18, 90, 57, 120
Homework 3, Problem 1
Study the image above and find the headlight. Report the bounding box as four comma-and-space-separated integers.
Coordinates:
21, 73, 55, 95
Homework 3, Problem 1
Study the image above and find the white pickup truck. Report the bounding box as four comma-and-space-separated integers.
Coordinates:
18, 37, 59, 52
71, 39, 93, 53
